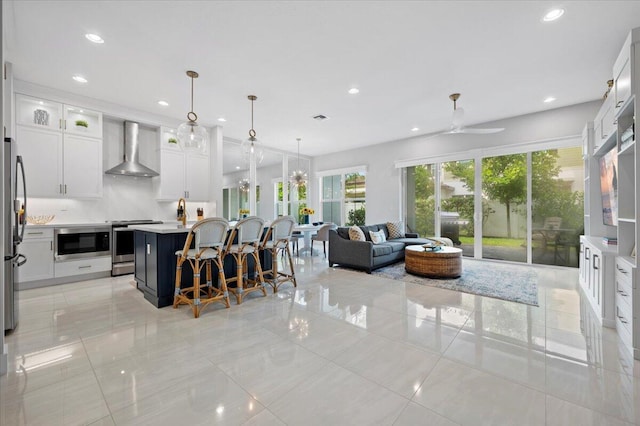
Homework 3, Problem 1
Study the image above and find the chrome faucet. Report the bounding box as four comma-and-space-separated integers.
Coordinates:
177, 198, 187, 227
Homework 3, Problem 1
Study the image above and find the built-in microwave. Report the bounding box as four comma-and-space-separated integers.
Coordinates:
54, 227, 111, 261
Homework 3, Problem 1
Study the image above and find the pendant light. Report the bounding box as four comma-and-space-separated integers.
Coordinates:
239, 178, 250, 193
177, 70, 208, 152
289, 138, 308, 189
240, 95, 264, 163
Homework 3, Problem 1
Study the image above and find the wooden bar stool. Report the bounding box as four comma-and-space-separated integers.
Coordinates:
260, 215, 297, 293
225, 216, 268, 304
173, 218, 231, 318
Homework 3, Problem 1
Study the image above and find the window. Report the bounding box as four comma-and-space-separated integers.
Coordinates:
275, 181, 307, 223
320, 171, 366, 226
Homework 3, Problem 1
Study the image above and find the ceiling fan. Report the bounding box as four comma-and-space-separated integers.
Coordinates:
434, 93, 505, 136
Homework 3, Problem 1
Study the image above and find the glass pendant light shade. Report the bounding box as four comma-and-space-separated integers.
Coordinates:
240, 138, 264, 163
177, 121, 208, 152
289, 138, 308, 188
242, 95, 264, 163
178, 70, 208, 152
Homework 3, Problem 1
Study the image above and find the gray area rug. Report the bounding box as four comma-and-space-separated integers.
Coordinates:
372, 260, 539, 306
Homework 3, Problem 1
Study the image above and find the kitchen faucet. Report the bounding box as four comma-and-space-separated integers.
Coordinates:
177, 198, 187, 227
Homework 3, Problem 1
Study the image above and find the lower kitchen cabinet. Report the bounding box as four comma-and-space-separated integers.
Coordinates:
133, 229, 270, 308
19, 233, 54, 282
134, 230, 188, 308
579, 236, 617, 327
54, 256, 111, 278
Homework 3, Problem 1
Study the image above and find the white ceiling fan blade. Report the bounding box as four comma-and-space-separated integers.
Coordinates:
458, 127, 505, 134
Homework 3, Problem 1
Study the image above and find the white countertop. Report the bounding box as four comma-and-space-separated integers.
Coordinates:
25, 222, 112, 229
128, 223, 193, 234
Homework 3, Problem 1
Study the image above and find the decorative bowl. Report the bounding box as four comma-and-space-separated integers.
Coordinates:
27, 215, 55, 225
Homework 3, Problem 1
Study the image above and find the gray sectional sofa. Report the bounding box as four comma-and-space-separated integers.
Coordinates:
328, 223, 452, 273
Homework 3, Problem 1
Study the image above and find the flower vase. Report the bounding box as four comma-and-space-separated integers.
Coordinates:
302, 215, 309, 224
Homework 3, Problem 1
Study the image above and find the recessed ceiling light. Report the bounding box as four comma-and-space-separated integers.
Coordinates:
157, 100, 169, 106
85, 33, 104, 44
348, 88, 360, 95
235, 166, 240, 170
72, 75, 87, 83
217, 117, 227, 122
543, 96, 556, 103
543, 8, 565, 22
411, 127, 419, 132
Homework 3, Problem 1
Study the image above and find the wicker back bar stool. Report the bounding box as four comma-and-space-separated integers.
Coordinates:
225, 216, 268, 304
173, 217, 231, 318
260, 215, 297, 293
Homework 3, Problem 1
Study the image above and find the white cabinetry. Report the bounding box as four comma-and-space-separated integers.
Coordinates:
579, 236, 616, 327
15, 94, 103, 198
18, 228, 54, 282
54, 257, 111, 278
584, 28, 640, 359
156, 127, 209, 201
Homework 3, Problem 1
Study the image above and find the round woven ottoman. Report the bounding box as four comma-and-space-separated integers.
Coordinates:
405, 245, 462, 278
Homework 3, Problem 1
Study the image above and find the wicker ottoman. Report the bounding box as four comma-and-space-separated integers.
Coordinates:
405, 245, 462, 278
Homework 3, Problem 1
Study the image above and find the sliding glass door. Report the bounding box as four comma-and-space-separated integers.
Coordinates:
441, 160, 475, 257
406, 160, 475, 257
403, 141, 583, 267
531, 147, 584, 267
406, 164, 436, 237
481, 154, 528, 263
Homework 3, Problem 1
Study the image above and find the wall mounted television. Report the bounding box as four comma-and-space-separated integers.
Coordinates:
599, 146, 618, 226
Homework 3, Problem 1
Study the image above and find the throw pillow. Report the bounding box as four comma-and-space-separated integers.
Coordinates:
349, 225, 366, 241
369, 229, 386, 244
387, 221, 405, 239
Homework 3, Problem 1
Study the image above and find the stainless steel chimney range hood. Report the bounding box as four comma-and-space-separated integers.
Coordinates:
105, 121, 159, 177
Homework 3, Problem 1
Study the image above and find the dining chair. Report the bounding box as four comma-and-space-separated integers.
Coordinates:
260, 215, 297, 292
225, 216, 268, 304
173, 217, 231, 318
311, 223, 337, 257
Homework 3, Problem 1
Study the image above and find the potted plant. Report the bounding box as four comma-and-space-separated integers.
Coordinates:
75, 119, 89, 129
168, 137, 178, 144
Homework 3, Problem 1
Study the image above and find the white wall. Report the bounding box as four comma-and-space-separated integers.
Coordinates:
312, 101, 601, 225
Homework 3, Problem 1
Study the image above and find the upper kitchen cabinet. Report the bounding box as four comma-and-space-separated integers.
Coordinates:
156, 127, 210, 202
15, 93, 103, 198
16, 94, 103, 138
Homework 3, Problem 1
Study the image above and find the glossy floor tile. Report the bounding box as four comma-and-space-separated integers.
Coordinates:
1, 257, 639, 425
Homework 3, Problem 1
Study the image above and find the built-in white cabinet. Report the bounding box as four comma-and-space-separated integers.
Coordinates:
579, 236, 616, 327
15, 94, 103, 198
16, 94, 103, 138
54, 256, 111, 278
18, 228, 54, 283
583, 28, 640, 360
156, 127, 209, 201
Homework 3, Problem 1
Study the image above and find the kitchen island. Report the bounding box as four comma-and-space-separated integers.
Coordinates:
130, 223, 267, 308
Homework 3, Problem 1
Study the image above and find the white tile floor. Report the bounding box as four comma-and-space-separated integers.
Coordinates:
2, 256, 640, 425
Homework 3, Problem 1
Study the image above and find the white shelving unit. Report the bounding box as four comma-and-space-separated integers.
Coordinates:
582, 28, 639, 360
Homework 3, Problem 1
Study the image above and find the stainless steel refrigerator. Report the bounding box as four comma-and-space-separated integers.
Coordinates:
4, 137, 27, 332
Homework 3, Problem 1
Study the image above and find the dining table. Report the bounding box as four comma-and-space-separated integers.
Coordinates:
292, 223, 322, 256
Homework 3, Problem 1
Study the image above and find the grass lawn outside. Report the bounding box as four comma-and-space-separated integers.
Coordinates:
459, 236, 525, 247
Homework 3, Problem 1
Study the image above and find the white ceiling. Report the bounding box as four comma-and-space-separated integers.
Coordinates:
5, 1, 640, 157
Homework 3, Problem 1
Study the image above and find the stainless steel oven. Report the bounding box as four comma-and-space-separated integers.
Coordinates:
111, 220, 162, 276
54, 227, 111, 261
